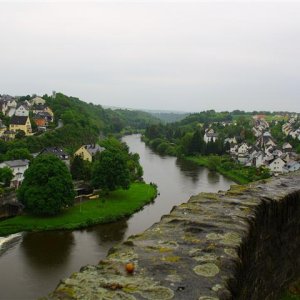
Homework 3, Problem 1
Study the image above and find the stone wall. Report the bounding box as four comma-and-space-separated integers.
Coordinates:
47, 172, 300, 300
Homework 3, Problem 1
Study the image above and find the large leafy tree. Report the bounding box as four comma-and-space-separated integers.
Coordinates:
0, 167, 13, 187
18, 155, 75, 216
91, 149, 130, 193
70, 155, 92, 181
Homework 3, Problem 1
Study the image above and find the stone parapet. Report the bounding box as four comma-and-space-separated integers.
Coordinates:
47, 172, 300, 300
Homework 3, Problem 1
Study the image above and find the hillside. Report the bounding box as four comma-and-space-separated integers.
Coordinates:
0, 93, 160, 157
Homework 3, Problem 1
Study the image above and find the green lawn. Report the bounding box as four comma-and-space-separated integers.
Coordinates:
0, 183, 157, 237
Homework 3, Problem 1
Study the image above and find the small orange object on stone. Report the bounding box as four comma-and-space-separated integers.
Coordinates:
125, 262, 135, 274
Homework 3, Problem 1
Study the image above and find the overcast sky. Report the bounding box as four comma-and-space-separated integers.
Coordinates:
0, 1, 299, 112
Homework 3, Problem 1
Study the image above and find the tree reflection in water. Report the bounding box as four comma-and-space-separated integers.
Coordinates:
89, 219, 128, 244
21, 231, 74, 269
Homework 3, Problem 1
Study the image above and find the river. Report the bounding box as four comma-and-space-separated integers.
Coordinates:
0, 134, 234, 299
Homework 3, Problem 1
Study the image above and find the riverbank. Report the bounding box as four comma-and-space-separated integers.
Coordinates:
142, 136, 271, 184
0, 183, 157, 237
186, 155, 271, 184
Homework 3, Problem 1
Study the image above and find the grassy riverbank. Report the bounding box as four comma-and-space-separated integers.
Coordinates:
186, 155, 271, 184
0, 183, 157, 237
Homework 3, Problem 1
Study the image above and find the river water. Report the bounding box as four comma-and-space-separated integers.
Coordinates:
0, 134, 234, 299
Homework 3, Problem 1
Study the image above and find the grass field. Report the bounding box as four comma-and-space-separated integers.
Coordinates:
0, 183, 157, 236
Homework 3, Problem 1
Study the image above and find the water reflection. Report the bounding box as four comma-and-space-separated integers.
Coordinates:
89, 219, 128, 243
207, 170, 220, 184
175, 158, 202, 182
21, 231, 74, 269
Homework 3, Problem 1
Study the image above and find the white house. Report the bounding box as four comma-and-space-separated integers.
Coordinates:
283, 160, 300, 173
247, 150, 265, 168
204, 130, 218, 143
238, 143, 249, 155
224, 137, 237, 145
0, 159, 30, 188
15, 104, 30, 117
267, 157, 286, 174
282, 142, 293, 153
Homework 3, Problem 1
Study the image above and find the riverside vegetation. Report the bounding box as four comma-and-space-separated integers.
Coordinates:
142, 110, 291, 183
0, 183, 157, 236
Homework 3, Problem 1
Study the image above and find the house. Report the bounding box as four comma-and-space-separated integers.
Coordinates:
272, 149, 283, 158
247, 150, 264, 168
224, 137, 237, 145
238, 143, 249, 155
252, 127, 262, 137
0, 120, 7, 137
9, 115, 32, 136
283, 160, 300, 173
33, 112, 53, 126
204, 129, 218, 143
30, 96, 46, 106
32, 105, 54, 121
39, 147, 70, 168
256, 132, 276, 149
267, 157, 286, 174
74, 144, 105, 162
0, 159, 29, 188
15, 103, 30, 117
0, 101, 8, 115
2, 130, 16, 141
6, 98, 17, 109
282, 142, 293, 153
282, 123, 292, 135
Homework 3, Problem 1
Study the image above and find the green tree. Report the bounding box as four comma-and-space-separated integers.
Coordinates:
17, 155, 75, 216
70, 155, 92, 181
15, 130, 26, 140
91, 150, 130, 193
0, 167, 13, 187
5, 148, 32, 161
207, 156, 221, 171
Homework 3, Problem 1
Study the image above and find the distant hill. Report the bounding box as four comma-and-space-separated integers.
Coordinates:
147, 112, 189, 123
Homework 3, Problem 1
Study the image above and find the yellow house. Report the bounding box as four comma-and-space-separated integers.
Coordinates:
9, 115, 32, 136
74, 144, 105, 162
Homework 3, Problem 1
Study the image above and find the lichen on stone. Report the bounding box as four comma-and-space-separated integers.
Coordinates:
137, 286, 174, 300
206, 233, 222, 240
220, 232, 241, 246
224, 248, 238, 257
193, 254, 218, 262
161, 255, 181, 263
193, 263, 220, 277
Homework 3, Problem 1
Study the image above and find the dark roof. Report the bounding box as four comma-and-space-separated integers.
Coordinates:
205, 133, 219, 137
39, 147, 69, 160
16, 103, 30, 110
33, 104, 46, 110
84, 144, 105, 156
10, 115, 28, 125
33, 112, 52, 119
1, 159, 29, 168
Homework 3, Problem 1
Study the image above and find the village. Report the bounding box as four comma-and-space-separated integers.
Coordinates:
0, 94, 106, 189
204, 113, 300, 175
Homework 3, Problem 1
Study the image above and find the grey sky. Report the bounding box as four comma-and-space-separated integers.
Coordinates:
0, 1, 299, 112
